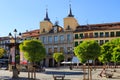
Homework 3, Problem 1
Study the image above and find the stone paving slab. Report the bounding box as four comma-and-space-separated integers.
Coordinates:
0, 68, 120, 80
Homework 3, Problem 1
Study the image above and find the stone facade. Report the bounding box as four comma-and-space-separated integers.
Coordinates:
1, 5, 120, 68
74, 22, 120, 47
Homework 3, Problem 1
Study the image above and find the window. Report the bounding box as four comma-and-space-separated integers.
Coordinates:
116, 31, 120, 37
105, 32, 109, 37
80, 41, 83, 43
100, 32, 104, 37
41, 37, 46, 43
66, 25, 71, 30
60, 47, 64, 53
67, 34, 71, 41
94, 32, 98, 38
100, 40, 104, 45
79, 33, 83, 39
60, 35, 64, 42
75, 34, 78, 39
67, 47, 72, 54
75, 41, 78, 47
54, 36, 58, 43
43, 28, 45, 32
110, 32, 114, 37
48, 48, 52, 54
84, 33, 88, 38
89, 33, 93, 38
95, 40, 98, 43
105, 40, 109, 43
48, 36, 52, 43
54, 48, 57, 53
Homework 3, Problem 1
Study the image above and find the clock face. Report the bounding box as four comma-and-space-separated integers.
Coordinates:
54, 27, 57, 32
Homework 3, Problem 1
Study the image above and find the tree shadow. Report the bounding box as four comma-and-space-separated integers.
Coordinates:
44, 70, 87, 75
0, 76, 40, 80
0, 76, 11, 80
110, 76, 120, 79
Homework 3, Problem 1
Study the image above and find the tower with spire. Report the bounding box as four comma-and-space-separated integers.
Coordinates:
64, 4, 79, 31
68, 4, 74, 17
44, 8, 50, 21
40, 8, 53, 33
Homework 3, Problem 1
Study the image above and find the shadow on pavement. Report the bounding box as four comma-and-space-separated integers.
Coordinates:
44, 71, 87, 75
111, 76, 120, 79
0, 76, 40, 80
0, 76, 11, 80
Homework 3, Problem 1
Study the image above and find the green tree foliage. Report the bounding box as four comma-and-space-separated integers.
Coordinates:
0, 48, 6, 58
99, 38, 120, 64
19, 40, 46, 63
99, 43, 115, 63
74, 40, 101, 63
19, 40, 46, 79
53, 53, 64, 62
74, 40, 101, 80
110, 38, 120, 63
112, 46, 120, 63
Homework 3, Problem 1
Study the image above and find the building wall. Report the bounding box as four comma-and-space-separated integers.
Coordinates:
40, 21, 53, 33
64, 17, 79, 31
40, 31, 74, 67
74, 27, 120, 46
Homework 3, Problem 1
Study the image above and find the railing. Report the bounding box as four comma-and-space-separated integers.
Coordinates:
74, 35, 119, 39
44, 40, 73, 45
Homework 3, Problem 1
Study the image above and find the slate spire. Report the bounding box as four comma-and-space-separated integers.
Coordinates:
68, 4, 74, 17
44, 8, 50, 21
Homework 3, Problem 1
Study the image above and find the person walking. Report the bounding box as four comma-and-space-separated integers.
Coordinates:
99, 67, 106, 77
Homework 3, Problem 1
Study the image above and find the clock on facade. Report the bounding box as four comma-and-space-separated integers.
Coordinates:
54, 27, 57, 33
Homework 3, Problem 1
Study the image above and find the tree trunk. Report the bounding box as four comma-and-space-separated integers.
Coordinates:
31, 70, 33, 79
93, 59, 96, 71
28, 64, 30, 79
34, 67, 36, 80
83, 64, 86, 80
114, 62, 116, 72
31, 62, 34, 79
90, 66, 92, 80
88, 60, 89, 80
33, 62, 36, 79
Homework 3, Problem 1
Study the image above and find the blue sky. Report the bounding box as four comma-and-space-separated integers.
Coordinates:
0, 0, 120, 36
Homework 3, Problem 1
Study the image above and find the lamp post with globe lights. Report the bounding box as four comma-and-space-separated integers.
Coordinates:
9, 29, 21, 78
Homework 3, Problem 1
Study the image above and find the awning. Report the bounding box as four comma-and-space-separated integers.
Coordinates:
72, 57, 80, 63
61, 61, 73, 64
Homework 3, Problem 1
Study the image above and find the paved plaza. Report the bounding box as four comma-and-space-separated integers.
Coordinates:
0, 67, 120, 80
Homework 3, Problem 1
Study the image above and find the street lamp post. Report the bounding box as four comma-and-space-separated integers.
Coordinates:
9, 29, 21, 78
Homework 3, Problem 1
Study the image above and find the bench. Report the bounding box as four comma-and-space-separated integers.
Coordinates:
53, 74, 65, 80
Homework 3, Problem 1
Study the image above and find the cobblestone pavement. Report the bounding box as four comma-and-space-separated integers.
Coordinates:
0, 67, 120, 80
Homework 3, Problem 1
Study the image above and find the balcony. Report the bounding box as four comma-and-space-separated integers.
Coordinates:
44, 40, 73, 45
74, 35, 120, 40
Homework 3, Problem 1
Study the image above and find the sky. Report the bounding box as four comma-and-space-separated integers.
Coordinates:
0, 0, 120, 37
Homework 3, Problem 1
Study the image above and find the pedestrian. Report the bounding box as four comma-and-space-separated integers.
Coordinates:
99, 67, 106, 77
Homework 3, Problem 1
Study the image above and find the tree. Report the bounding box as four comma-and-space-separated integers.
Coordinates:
0, 48, 6, 58
112, 46, 120, 67
53, 53, 64, 67
74, 40, 101, 80
99, 38, 120, 65
99, 43, 114, 64
110, 38, 120, 65
74, 40, 101, 62
19, 40, 46, 79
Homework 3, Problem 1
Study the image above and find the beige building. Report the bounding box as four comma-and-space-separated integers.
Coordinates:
39, 6, 78, 67
1, 5, 120, 68
39, 5, 120, 67
74, 22, 120, 47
